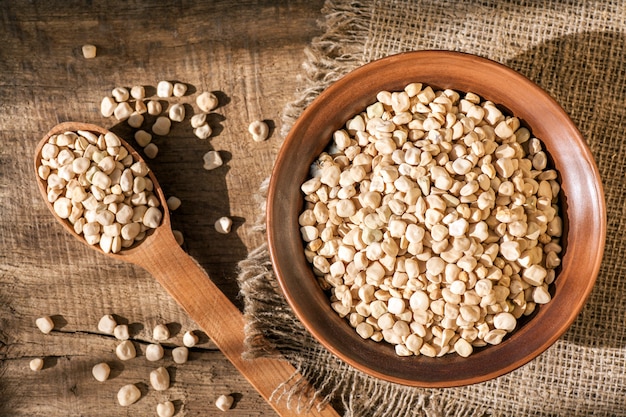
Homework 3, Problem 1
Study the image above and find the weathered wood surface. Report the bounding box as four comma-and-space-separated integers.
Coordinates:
0, 1, 325, 416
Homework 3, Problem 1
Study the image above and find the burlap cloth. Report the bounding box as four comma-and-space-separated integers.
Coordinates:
238, 1, 626, 415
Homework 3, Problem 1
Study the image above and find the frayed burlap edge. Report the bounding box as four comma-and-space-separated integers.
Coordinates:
279, 0, 372, 138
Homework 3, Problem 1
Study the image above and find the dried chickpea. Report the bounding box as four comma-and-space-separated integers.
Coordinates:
101, 97, 116, 117
173, 229, 184, 245
35, 316, 54, 334
117, 384, 141, 406
127, 112, 144, 128
112, 87, 130, 102
114, 102, 133, 120
203, 151, 223, 170
173, 82, 187, 97
157, 80, 173, 98
113, 324, 130, 340
152, 323, 170, 341
147, 100, 163, 116
92, 362, 110, 381
152, 116, 171, 136
172, 346, 189, 364
29, 358, 44, 371
150, 366, 170, 391
194, 123, 212, 139
214, 216, 232, 234
144, 143, 159, 159
146, 343, 164, 361
168, 103, 185, 122
215, 394, 234, 411
183, 330, 199, 347
98, 314, 117, 334
167, 196, 182, 211
248, 120, 269, 142
82, 44, 97, 59
196, 91, 218, 112
190, 113, 207, 128
157, 401, 175, 417
116, 340, 136, 361
130, 85, 145, 100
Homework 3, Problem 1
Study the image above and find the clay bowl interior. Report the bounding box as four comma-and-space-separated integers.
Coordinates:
267, 51, 605, 387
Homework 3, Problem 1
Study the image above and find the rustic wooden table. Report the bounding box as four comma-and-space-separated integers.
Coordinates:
0, 1, 326, 415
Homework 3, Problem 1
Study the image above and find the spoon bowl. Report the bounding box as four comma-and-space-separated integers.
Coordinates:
34, 121, 172, 260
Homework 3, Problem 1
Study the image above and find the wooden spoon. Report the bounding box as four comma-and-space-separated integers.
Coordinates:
34, 122, 339, 417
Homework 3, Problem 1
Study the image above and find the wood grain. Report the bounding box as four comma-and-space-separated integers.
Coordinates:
0, 1, 330, 416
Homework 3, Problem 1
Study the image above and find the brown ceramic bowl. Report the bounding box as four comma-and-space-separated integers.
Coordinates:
267, 51, 605, 387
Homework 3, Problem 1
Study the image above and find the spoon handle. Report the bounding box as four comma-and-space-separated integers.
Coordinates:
134, 229, 339, 417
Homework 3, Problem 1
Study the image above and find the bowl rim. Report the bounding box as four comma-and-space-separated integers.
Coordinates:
267, 50, 606, 387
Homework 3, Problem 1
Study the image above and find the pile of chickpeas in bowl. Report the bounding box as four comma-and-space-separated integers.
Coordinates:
298, 82, 563, 358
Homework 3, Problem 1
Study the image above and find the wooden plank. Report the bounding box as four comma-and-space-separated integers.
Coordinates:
0, 1, 331, 415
